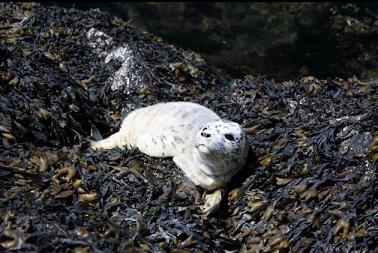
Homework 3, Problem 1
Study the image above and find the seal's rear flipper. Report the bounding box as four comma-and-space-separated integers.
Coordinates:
90, 124, 103, 141
80, 124, 104, 152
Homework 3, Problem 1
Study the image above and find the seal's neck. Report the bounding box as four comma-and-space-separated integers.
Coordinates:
186, 142, 237, 178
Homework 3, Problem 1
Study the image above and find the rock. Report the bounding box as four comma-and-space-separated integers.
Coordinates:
0, 3, 377, 253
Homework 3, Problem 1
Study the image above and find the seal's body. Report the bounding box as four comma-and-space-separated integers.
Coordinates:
91, 102, 248, 190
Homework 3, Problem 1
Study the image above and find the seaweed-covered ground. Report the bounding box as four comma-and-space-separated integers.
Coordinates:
0, 2, 377, 253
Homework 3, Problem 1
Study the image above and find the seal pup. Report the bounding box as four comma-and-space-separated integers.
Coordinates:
90, 101, 249, 192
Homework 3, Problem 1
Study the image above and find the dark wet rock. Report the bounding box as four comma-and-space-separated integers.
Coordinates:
0, 2, 377, 253
47, 2, 378, 81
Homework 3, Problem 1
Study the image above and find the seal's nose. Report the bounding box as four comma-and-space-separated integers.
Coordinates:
201, 132, 211, 138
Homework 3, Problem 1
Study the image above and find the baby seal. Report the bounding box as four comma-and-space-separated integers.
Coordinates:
91, 102, 249, 191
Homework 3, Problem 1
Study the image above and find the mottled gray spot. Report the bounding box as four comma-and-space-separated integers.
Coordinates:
152, 138, 157, 145
173, 136, 184, 144
181, 112, 189, 118
162, 152, 165, 156
171, 142, 176, 148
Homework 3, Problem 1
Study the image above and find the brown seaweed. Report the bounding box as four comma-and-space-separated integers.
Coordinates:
0, 2, 377, 253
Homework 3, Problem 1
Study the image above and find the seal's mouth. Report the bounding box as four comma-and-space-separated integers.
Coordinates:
195, 144, 206, 149
195, 144, 212, 153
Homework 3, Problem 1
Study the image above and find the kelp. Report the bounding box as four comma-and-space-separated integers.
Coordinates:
0, 2, 376, 253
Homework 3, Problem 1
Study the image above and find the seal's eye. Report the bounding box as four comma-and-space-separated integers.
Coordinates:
224, 134, 235, 141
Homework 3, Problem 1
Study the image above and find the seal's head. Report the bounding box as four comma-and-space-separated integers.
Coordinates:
193, 121, 249, 175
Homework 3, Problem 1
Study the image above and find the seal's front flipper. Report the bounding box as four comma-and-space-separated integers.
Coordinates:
200, 188, 224, 217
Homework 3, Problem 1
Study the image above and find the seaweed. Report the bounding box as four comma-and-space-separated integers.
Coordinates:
0, 3, 377, 253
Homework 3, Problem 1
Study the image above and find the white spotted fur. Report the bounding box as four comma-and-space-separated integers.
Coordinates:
91, 102, 248, 190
